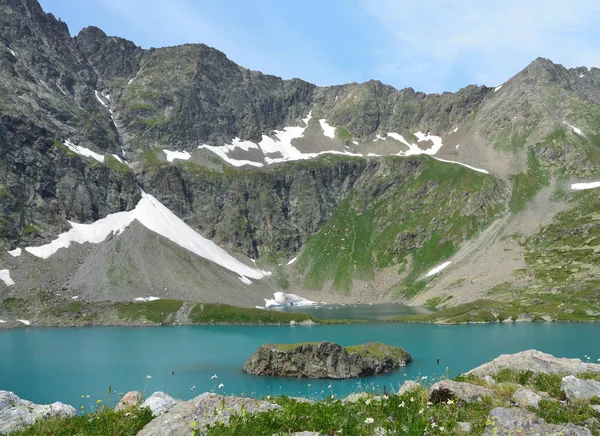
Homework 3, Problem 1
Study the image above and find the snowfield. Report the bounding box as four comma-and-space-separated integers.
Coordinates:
0, 269, 14, 286
571, 182, 600, 190
24, 192, 270, 283
426, 261, 452, 278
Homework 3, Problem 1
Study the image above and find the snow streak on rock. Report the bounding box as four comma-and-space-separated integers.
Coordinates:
425, 261, 452, 278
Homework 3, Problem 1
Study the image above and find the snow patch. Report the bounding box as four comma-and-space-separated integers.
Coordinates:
287, 257, 297, 265
8, 248, 21, 257
580, 74, 585, 78
6, 46, 15, 56
374, 134, 386, 141
452, 127, 459, 133
198, 144, 264, 167
24, 192, 270, 282
56, 82, 67, 95
564, 122, 586, 137
319, 119, 336, 139
352, 141, 358, 145
17, 319, 30, 326
571, 182, 600, 190
0, 269, 14, 286
425, 261, 452, 278
71, 296, 78, 300
239, 276, 252, 285
63, 140, 105, 163
0, 320, 6, 323
111, 154, 125, 164
127, 78, 134, 85
134, 297, 161, 302
265, 292, 316, 308
455, 144, 460, 149
367, 153, 382, 157
433, 157, 489, 174
163, 149, 191, 162
494, 84, 503, 92
94, 90, 108, 108
385, 131, 444, 156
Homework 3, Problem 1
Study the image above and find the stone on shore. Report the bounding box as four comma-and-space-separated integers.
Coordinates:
467, 350, 600, 377
561, 375, 600, 401
429, 380, 495, 403
482, 407, 591, 435
139, 391, 179, 416
115, 390, 144, 411
0, 390, 76, 434
138, 392, 280, 436
243, 341, 411, 379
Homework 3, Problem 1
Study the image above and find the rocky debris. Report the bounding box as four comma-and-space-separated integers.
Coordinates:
139, 392, 179, 416
137, 392, 280, 436
467, 350, 600, 377
429, 380, 495, 403
482, 407, 591, 435
0, 390, 77, 434
242, 341, 411, 379
115, 390, 144, 411
561, 375, 600, 401
511, 387, 542, 408
398, 380, 421, 395
590, 405, 600, 414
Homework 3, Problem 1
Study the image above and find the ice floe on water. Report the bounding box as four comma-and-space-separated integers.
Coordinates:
319, 119, 336, 139
425, 261, 452, 278
17, 319, 30, 326
0, 269, 14, 286
564, 122, 586, 137
264, 292, 316, 308
64, 140, 105, 163
571, 182, 600, 190
23, 192, 270, 283
433, 157, 489, 174
134, 297, 161, 302
8, 248, 21, 257
163, 149, 191, 162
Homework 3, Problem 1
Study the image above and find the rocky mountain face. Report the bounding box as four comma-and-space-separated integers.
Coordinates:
1, 0, 599, 313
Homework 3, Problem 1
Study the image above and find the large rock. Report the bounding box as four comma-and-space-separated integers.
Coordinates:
467, 350, 600, 377
0, 390, 77, 434
429, 380, 495, 403
483, 407, 591, 435
115, 390, 144, 411
140, 392, 179, 416
138, 392, 280, 436
561, 376, 600, 401
242, 341, 411, 379
511, 387, 542, 408
398, 380, 421, 395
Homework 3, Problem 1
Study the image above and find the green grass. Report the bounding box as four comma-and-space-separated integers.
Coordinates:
9, 407, 153, 436
188, 303, 321, 325
270, 342, 410, 360
118, 299, 183, 324
337, 127, 352, 143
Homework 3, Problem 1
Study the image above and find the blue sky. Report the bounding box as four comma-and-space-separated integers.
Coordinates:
39, 0, 600, 93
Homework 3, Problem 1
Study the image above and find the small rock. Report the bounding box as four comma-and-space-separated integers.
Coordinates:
457, 421, 472, 433
139, 391, 179, 416
562, 376, 600, 401
483, 407, 591, 435
590, 405, 600, 414
511, 387, 542, 408
0, 390, 77, 434
482, 375, 495, 385
115, 390, 144, 411
289, 320, 296, 325
398, 380, 421, 395
429, 380, 495, 403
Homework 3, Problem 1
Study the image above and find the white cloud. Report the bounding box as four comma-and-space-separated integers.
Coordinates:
362, 0, 600, 92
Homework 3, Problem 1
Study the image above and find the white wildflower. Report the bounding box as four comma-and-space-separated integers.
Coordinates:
364, 417, 374, 424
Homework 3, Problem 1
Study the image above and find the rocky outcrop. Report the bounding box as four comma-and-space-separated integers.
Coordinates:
467, 350, 600, 377
511, 387, 542, 408
561, 375, 600, 401
429, 380, 495, 404
137, 392, 279, 436
0, 390, 77, 434
139, 391, 179, 416
482, 407, 591, 436
242, 341, 411, 379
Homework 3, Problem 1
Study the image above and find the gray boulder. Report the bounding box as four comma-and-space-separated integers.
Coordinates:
243, 342, 411, 379
483, 407, 591, 435
398, 380, 421, 395
467, 350, 600, 377
457, 421, 472, 433
0, 390, 77, 434
561, 376, 600, 401
138, 392, 280, 436
429, 380, 495, 403
511, 387, 543, 408
140, 392, 179, 416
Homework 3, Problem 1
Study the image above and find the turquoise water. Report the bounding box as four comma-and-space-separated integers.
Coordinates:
273, 303, 432, 320
1, 323, 599, 409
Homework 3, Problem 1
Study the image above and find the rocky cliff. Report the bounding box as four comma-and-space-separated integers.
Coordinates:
242, 341, 412, 379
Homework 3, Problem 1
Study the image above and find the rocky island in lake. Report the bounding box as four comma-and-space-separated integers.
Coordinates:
242, 341, 411, 379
